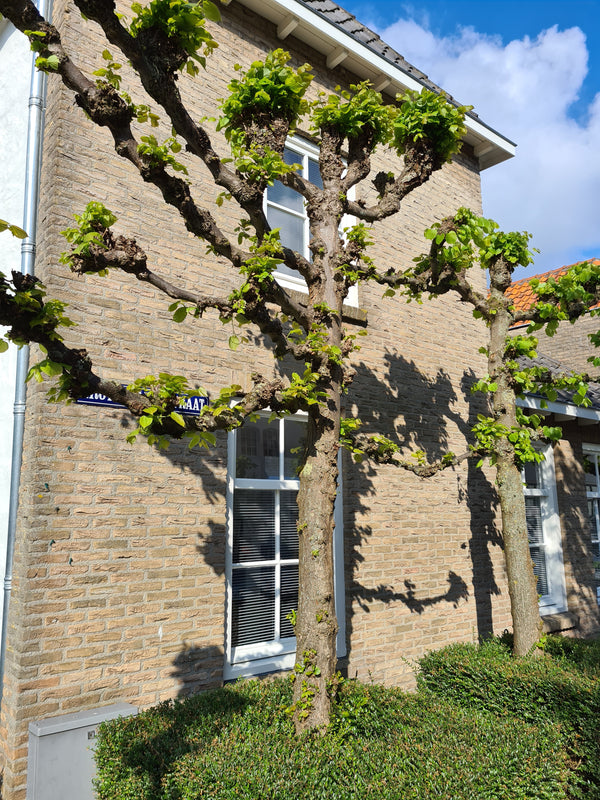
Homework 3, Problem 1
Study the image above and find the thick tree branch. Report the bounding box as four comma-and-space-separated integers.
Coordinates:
354, 434, 474, 476
345, 140, 445, 223
72, 0, 272, 236
0, 0, 256, 265
73, 231, 314, 357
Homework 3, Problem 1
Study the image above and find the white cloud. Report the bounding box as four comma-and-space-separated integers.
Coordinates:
378, 19, 600, 273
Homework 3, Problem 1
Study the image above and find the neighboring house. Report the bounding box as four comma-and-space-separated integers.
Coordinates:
508, 260, 600, 374
0, 1, 597, 796
506, 269, 600, 630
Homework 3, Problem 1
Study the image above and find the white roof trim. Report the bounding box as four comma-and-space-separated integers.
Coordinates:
517, 395, 600, 423
234, 0, 516, 169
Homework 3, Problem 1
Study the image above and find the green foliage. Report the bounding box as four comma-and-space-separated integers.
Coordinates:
137, 132, 188, 175
94, 676, 568, 800
226, 230, 285, 315
124, 373, 214, 449
60, 202, 117, 270
218, 49, 312, 135
93, 49, 124, 90
280, 366, 326, 407
129, 0, 219, 75
479, 229, 534, 271
311, 82, 393, 145
217, 50, 312, 183
418, 638, 600, 798
393, 90, 469, 163
0, 219, 27, 239
3, 277, 75, 348
470, 413, 549, 468
339, 416, 365, 461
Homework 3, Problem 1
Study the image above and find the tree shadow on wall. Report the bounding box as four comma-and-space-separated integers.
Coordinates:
109, 350, 501, 694
342, 353, 502, 669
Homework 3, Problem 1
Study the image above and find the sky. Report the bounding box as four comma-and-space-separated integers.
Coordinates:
343, 1, 600, 278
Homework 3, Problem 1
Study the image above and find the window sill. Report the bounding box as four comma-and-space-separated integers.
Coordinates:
541, 611, 579, 633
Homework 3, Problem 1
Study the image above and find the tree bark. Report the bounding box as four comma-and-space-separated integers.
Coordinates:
293, 401, 340, 731
489, 266, 542, 655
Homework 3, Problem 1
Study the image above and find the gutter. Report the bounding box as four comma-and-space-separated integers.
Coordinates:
234, 0, 516, 169
517, 395, 600, 424
0, 0, 51, 705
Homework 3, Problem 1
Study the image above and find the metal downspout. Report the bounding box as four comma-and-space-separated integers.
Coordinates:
0, 0, 52, 705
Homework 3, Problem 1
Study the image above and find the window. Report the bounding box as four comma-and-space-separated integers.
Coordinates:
522, 445, 567, 614
225, 414, 345, 679
582, 445, 600, 605
265, 137, 357, 305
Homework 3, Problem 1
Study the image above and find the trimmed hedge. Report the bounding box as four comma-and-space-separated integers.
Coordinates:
418, 638, 600, 799
95, 677, 568, 800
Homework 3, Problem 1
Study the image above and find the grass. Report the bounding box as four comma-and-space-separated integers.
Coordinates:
94, 635, 600, 800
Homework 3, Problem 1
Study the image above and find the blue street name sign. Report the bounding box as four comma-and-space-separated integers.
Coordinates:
76, 392, 209, 416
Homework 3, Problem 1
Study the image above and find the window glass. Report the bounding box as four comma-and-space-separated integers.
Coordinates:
267, 205, 304, 254
229, 417, 304, 667
521, 446, 566, 613
284, 420, 307, 479
236, 417, 279, 479
583, 449, 600, 595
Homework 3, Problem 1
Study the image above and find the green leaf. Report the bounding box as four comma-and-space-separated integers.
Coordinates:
173, 306, 188, 323
8, 224, 27, 239
0, 340, 8, 353
202, 0, 221, 21
229, 334, 240, 350
139, 415, 153, 429
170, 411, 186, 427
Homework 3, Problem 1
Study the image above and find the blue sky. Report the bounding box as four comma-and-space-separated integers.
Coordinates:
343, 1, 600, 277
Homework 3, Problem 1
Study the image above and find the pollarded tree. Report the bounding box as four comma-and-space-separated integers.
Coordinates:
362, 208, 598, 655
1, 0, 472, 729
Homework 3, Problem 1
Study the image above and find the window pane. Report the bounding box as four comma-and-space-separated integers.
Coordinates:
280, 564, 298, 639
308, 158, 322, 189
268, 206, 304, 254
584, 453, 598, 493
526, 497, 544, 545
283, 146, 300, 166
284, 420, 307, 479
280, 491, 299, 560
236, 418, 280, 479
523, 462, 539, 489
526, 496, 549, 596
530, 546, 549, 597
232, 566, 275, 646
233, 490, 275, 562
268, 183, 304, 214
589, 498, 600, 543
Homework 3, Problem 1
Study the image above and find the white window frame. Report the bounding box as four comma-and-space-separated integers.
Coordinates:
224, 413, 346, 679
582, 444, 600, 605
522, 444, 567, 615
266, 135, 358, 306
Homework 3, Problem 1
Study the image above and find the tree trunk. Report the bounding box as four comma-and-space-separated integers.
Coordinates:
494, 452, 542, 654
489, 269, 542, 655
292, 400, 340, 731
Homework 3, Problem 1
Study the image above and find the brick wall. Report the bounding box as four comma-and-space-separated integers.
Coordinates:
0, 2, 513, 795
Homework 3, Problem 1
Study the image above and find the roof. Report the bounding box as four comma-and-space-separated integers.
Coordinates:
293, 0, 448, 95
233, 0, 516, 168
517, 350, 600, 422
507, 259, 600, 327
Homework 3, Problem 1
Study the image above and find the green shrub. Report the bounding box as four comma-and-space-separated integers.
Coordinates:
95, 677, 568, 800
418, 638, 600, 799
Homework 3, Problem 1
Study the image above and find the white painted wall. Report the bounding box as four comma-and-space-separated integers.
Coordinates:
0, 19, 31, 626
